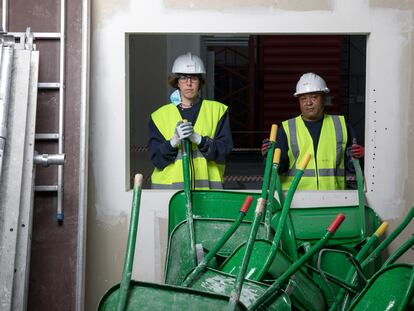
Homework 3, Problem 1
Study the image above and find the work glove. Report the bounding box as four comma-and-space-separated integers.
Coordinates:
261, 138, 272, 156
169, 121, 193, 148
189, 131, 202, 145
350, 144, 365, 159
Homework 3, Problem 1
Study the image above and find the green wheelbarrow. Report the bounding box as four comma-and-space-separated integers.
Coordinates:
98, 174, 248, 311
318, 229, 414, 311
271, 159, 382, 303
318, 206, 414, 311
166, 126, 280, 285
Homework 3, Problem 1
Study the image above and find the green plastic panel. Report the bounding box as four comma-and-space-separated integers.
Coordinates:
98, 280, 247, 310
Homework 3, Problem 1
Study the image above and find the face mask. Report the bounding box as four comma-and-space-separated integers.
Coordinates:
170, 89, 181, 106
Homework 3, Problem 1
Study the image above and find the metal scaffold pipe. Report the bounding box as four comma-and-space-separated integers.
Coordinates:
0, 44, 14, 184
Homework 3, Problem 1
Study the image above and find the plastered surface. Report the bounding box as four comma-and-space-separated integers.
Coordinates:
86, 1, 414, 309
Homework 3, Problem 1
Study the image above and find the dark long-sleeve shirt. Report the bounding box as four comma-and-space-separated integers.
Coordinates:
148, 99, 233, 169
275, 116, 356, 174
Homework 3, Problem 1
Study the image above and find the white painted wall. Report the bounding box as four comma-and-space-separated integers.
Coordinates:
86, 0, 414, 309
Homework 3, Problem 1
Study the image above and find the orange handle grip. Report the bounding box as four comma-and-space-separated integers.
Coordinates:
327, 213, 346, 233
269, 124, 277, 142
298, 153, 311, 170
273, 148, 281, 164
240, 196, 254, 214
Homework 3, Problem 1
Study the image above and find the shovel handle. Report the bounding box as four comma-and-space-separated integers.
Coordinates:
269, 124, 277, 142
240, 195, 254, 214
273, 148, 281, 164
298, 153, 311, 170
327, 213, 346, 233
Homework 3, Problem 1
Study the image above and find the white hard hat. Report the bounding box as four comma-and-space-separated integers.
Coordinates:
294, 72, 330, 97
171, 52, 206, 74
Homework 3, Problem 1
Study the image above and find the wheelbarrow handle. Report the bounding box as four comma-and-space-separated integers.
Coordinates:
117, 174, 143, 311
260, 153, 312, 277
327, 213, 346, 233
298, 153, 311, 171
362, 206, 414, 269
273, 148, 281, 164
249, 213, 346, 310
240, 195, 254, 214
264, 148, 282, 239
228, 198, 266, 310
261, 124, 278, 198
269, 124, 277, 142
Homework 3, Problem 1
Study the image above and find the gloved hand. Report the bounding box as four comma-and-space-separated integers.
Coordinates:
261, 138, 272, 156
189, 131, 202, 145
170, 121, 194, 148
350, 144, 365, 159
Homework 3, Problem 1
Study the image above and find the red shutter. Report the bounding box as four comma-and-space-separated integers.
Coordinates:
258, 35, 342, 132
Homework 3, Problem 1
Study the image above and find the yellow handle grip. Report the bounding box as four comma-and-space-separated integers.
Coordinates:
269, 124, 277, 142
374, 222, 389, 238
298, 154, 311, 170
273, 148, 281, 164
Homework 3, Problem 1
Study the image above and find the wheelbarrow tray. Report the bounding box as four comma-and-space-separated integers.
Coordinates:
188, 267, 291, 311
168, 190, 263, 237
98, 280, 247, 311
220, 239, 326, 311
272, 205, 382, 306
165, 217, 267, 285
272, 205, 380, 246
347, 263, 414, 311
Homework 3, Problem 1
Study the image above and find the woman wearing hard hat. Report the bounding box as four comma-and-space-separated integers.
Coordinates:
148, 52, 233, 189
262, 72, 364, 190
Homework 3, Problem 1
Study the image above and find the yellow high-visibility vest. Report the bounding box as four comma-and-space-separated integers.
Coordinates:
151, 100, 228, 189
281, 114, 348, 190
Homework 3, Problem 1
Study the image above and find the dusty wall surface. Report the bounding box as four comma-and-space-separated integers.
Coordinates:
87, 0, 414, 309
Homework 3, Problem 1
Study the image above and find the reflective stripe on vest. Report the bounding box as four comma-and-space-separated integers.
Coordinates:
150, 100, 227, 189
281, 114, 347, 190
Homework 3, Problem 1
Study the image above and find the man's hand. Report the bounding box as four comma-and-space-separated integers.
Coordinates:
261, 138, 272, 156
351, 144, 364, 159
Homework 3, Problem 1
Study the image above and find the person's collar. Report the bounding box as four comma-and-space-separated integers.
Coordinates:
301, 114, 324, 123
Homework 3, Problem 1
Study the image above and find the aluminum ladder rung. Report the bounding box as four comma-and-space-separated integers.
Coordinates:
8, 32, 61, 39
38, 82, 60, 89
35, 133, 59, 140
35, 185, 58, 192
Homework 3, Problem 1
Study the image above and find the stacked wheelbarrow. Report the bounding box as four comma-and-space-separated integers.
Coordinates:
99, 125, 414, 310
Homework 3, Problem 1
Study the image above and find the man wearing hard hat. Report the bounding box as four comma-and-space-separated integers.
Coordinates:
263, 72, 364, 190
148, 52, 233, 189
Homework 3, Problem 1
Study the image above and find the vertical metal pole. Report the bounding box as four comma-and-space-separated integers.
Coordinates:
0, 45, 14, 184
2, 0, 8, 32
76, 0, 90, 307
57, 0, 66, 221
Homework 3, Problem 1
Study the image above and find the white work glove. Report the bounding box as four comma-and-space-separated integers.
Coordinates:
169, 121, 193, 148
189, 131, 202, 145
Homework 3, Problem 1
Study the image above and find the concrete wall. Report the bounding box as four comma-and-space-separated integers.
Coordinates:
86, 0, 414, 309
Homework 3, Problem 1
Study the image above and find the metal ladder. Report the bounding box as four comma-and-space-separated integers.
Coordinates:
6, 0, 66, 221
